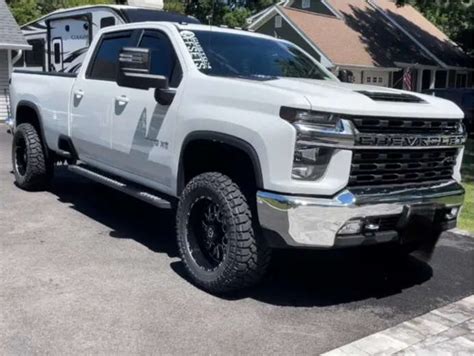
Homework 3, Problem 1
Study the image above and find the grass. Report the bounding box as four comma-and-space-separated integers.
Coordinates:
460, 138, 473, 233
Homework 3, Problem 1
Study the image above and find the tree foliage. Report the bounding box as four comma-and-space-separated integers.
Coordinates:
6, 0, 114, 25
396, 0, 474, 55
184, 0, 277, 28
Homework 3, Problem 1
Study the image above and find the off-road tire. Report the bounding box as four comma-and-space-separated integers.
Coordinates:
176, 172, 271, 294
12, 123, 53, 190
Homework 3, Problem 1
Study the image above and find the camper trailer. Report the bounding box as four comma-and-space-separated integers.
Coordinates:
13, 5, 199, 73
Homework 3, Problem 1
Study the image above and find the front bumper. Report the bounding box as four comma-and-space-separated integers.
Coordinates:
257, 180, 465, 248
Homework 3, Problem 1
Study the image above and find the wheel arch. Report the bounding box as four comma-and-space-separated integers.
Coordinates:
15, 100, 50, 158
177, 131, 264, 195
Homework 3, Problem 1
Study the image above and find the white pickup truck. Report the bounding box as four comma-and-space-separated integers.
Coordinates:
9, 22, 467, 293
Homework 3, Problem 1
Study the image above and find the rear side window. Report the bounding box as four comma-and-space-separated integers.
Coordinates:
88, 31, 133, 81
138, 30, 182, 87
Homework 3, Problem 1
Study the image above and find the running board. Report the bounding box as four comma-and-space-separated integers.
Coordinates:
68, 165, 171, 209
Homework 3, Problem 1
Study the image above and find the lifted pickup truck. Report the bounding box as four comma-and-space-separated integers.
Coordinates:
9, 22, 467, 293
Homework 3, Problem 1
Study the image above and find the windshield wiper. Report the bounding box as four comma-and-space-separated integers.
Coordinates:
234, 74, 278, 81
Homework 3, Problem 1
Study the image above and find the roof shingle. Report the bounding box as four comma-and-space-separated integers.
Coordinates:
0, 0, 30, 49
374, 0, 473, 68
281, 1, 435, 68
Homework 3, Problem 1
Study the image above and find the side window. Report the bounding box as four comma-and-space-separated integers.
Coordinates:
25, 39, 45, 69
100, 17, 115, 28
138, 30, 182, 88
88, 31, 133, 81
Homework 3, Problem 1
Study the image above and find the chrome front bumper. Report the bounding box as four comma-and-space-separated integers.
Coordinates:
257, 180, 465, 248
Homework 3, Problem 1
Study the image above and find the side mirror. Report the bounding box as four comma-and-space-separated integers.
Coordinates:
117, 47, 168, 90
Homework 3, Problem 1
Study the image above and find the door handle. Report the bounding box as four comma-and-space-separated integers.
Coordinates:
74, 89, 84, 99
115, 95, 129, 106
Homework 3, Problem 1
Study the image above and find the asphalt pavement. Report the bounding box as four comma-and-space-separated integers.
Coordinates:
0, 126, 473, 355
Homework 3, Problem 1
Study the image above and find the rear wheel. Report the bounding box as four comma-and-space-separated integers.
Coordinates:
176, 172, 271, 293
12, 123, 53, 190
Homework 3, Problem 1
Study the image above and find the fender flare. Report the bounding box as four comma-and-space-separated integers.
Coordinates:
15, 100, 51, 158
178, 131, 264, 194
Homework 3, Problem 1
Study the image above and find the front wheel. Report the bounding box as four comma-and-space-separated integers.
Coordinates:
12, 123, 53, 191
176, 172, 271, 294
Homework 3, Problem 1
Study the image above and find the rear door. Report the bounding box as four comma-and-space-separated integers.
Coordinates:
70, 30, 136, 168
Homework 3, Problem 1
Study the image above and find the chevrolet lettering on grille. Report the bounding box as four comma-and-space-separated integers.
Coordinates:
357, 134, 466, 147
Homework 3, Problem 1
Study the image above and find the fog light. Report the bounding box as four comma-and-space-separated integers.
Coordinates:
338, 219, 363, 235
446, 207, 460, 220
292, 146, 333, 181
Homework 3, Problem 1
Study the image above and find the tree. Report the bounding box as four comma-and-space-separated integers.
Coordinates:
164, 0, 185, 14
395, 0, 474, 55
7, 0, 114, 25
7, 0, 40, 25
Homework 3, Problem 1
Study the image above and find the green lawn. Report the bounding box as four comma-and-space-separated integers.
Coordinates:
460, 138, 473, 233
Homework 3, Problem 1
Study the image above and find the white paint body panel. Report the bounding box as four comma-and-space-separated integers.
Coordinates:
10, 23, 465, 199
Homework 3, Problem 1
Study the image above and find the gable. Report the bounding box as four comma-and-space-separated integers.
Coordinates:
287, 0, 336, 17
282, 1, 436, 68
258, 12, 322, 64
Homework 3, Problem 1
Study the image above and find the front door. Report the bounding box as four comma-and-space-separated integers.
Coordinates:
110, 29, 183, 187
70, 30, 136, 168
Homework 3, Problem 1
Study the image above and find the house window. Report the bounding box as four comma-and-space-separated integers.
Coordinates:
302, 0, 311, 9
456, 72, 467, 88
367, 77, 371, 83
275, 15, 282, 28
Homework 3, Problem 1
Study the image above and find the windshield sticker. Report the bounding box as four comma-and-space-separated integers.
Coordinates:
180, 31, 212, 71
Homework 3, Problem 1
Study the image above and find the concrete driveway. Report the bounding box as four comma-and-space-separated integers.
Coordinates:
0, 126, 473, 354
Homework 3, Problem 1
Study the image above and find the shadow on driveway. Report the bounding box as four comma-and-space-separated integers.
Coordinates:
47, 167, 433, 307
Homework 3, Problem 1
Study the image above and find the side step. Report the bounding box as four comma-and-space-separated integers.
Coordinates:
68, 165, 171, 209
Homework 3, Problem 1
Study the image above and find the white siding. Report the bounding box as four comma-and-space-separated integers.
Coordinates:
0, 50, 10, 120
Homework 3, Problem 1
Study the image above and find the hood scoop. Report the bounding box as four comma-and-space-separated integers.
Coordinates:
356, 90, 425, 103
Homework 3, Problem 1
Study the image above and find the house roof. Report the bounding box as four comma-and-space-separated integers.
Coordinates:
373, 0, 473, 68
0, 0, 30, 50
281, 1, 435, 68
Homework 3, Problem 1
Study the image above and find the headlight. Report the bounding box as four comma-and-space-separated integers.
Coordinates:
280, 107, 341, 129
280, 107, 344, 181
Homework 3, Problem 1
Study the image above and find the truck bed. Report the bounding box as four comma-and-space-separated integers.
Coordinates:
11, 70, 77, 151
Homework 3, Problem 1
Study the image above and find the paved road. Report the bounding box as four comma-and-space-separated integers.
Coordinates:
0, 126, 473, 355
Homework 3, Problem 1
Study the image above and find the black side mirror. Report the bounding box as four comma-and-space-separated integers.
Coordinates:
117, 47, 168, 90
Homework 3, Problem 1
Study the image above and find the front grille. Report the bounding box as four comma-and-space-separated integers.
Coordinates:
352, 117, 461, 134
349, 149, 458, 186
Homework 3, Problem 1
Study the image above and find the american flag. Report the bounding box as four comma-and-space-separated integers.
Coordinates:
403, 68, 414, 91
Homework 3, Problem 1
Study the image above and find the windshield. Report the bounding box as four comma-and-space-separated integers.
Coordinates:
180, 30, 332, 81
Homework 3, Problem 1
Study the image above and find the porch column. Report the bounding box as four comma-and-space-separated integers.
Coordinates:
430, 69, 436, 89
416, 69, 423, 92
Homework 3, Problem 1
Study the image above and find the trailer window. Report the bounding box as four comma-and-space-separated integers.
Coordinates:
88, 31, 133, 81
54, 43, 61, 64
101, 17, 115, 28
25, 39, 45, 69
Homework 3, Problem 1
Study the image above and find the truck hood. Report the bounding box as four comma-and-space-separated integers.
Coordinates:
254, 78, 464, 119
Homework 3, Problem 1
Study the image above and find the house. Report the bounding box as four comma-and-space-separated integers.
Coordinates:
247, 0, 473, 92
0, 0, 30, 121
